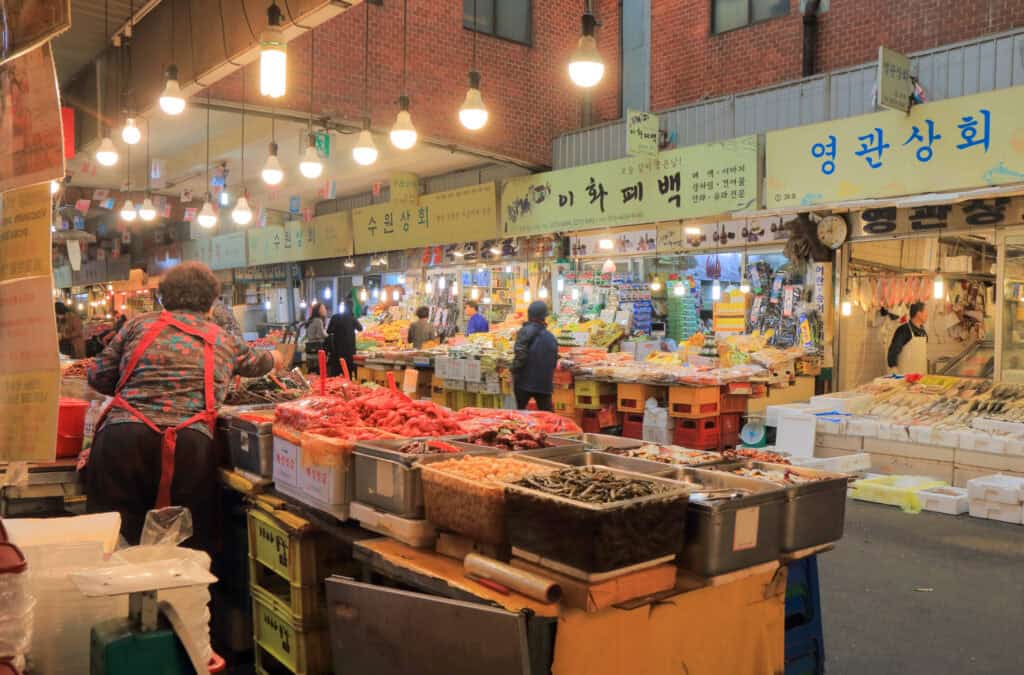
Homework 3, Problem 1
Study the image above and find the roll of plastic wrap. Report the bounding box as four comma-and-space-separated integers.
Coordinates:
463, 553, 561, 603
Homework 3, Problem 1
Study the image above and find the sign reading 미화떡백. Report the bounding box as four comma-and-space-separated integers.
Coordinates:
765, 85, 1024, 208
0, 183, 51, 282
248, 211, 353, 266
877, 46, 914, 114
501, 136, 759, 237
848, 196, 1024, 239
353, 182, 498, 254
627, 109, 659, 157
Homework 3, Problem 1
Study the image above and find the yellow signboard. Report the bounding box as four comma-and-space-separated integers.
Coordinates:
500, 136, 760, 236
353, 182, 498, 254
248, 211, 352, 266
765, 85, 1024, 208
877, 46, 914, 114
210, 232, 247, 270
390, 172, 420, 205
0, 183, 51, 282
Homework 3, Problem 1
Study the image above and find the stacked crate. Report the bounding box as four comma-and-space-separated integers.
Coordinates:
617, 383, 666, 440
247, 506, 353, 674
668, 386, 721, 450
576, 380, 620, 434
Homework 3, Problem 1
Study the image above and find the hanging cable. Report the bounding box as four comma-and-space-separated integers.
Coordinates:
187, 0, 207, 87
363, 2, 370, 117
402, 0, 408, 94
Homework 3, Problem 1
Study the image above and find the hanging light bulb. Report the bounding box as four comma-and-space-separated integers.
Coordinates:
933, 275, 944, 300
601, 258, 616, 274
392, 289, 400, 301
323, 287, 332, 300
359, 288, 368, 302
649, 278, 662, 292
344, 258, 355, 269
390, 95, 418, 150
259, 2, 287, 98
459, 71, 488, 130
95, 136, 119, 166
352, 122, 379, 166
232, 196, 253, 225
711, 279, 722, 301
262, 142, 284, 185
523, 287, 532, 303
571, 287, 580, 301
538, 285, 549, 300
138, 197, 157, 221
120, 199, 137, 221
425, 280, 433, 294
840, 300, 852, 317
470, 287, 480, 300
371, 287, 380, 299
568, 5, 605, 88
674, 282, 686, 296
50, 179, 60, 195
197, 198, 218, 229
121, 117, 141, 145
159, 65, 186, 115
557, 277, 565, 293
598, 238, 614, 250
299, 134, 324, 179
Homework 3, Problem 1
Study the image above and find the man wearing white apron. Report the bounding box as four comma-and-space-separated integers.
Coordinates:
887, 302, 928, 375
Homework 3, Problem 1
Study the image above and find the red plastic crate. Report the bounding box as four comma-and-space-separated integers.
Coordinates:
673, 417, 720, 450
580, 410, 602, 434
621, 413, 644, 439
720, 414, 742, 448
720, 392, 748, 414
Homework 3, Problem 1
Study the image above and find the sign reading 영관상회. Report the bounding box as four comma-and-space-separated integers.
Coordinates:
248, 211, 353, 266
353, 182, 498, 254
500, 136, 759, 237
0, 183, 51, 282
765, 85, 1024, 208
848, 196, 1024, 239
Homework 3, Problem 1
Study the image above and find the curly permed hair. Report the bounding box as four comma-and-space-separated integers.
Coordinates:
159, 261, 221, 313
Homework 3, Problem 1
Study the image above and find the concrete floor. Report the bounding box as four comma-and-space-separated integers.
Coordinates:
821, 500, 1024, 674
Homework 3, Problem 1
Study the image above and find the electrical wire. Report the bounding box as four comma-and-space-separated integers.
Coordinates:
401, 0, 408, 94
186, 0, 207, 87
362, 1, 370, 118
205, 88, 211, 197
472, 0, 477, 71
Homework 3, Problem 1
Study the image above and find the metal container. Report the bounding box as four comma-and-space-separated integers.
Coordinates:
504, 466, 690, 576
442, 436, 585, 456
713, 461, 850, 552
597, 445, 726, 468
228, 416, 274, 477
573, 433, 647, 451
353, 437, 482, 518
664, 467, 786, 577
528, 450, 677, 477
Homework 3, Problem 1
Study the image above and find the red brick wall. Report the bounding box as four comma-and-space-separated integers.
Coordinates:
207, 0, 621, 168
651, 0, 1024, 111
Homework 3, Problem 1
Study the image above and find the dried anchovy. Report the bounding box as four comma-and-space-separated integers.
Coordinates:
514, 467, 671, 504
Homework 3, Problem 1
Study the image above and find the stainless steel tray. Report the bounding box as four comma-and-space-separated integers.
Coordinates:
228, 424, 273, 477
442, 436, 585, 456
558, 433, 646, 450
712, 461, 849, 552
663, 467, 786, 577
526, 450, 677, 477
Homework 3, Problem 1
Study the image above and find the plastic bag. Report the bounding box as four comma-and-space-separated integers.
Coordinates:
139, 507, 193, 547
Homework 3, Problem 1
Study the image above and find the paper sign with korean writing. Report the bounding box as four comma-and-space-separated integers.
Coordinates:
627, 109, 659, 157
354, 182, 498, 254
877, 47, 914, 114
0, 183, 51, 282
182, 238, 211, 266
209, 232, 247, 270
849, 196, 1024, 239
766, 85, 1024, 207
501, 136, 759, 237
248, 211, 352, 265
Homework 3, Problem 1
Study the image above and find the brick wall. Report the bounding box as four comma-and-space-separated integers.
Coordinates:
206, 0, 620, 168
651, 0, 1024, 111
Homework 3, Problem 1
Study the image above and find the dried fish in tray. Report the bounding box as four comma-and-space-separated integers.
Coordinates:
513, 467, 674, 503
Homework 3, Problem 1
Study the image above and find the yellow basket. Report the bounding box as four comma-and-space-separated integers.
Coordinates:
253, 586, 330, 674
247, 508, 337, 588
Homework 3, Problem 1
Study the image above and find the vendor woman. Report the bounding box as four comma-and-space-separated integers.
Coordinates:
86, 262, 282, 550
887, 302, 928, 375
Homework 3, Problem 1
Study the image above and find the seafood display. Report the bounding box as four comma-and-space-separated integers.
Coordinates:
513, 467, 674, 504
224, 369, 310, 405
392, 439, 462, 455
720, 448, 791, 464
61, 358, 95, 378
723, 467, 820, 485
602, 444, 722, 466
466, 423, 553, 451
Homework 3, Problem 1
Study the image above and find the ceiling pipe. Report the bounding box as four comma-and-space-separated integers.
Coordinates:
802, 1, 821, 78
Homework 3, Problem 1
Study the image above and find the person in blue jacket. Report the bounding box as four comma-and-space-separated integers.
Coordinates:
511, 301, 558, 411
464, 300, 489, 335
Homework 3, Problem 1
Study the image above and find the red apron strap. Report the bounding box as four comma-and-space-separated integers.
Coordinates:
113, 311, 174, 394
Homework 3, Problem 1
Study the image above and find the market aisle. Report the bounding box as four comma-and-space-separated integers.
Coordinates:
821, 500, 1024, 674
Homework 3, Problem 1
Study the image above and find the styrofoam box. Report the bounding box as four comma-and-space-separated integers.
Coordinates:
966, 474, 1024, 505
931, 428, 962, 448
846, 418, 880, 437
272, 436, 299, 488
776, 408, 817, 458
918, 486, 969, 515
958, 430, 1006, 455
350, 501, 436, 548
968, 499, 1023, 525
792, 452, 871, 475
1004, 438, 1024, 457
809, 393, 874, 415
815, 415, 848, 435
766, 403, 815, 428
876, 422, 910, 443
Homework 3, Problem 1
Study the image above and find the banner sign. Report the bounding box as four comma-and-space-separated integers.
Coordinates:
500, 135, 759, 237
209, 232, 248, 270
877, 47, 914, 114
627, 109, 659, 157
0, 183, 51, 281
353, 183, 498, 254
848, 196, 1024, 239
765, 85, 1024, 208
0, 44, 65, 192
0, 0, 71, 67
248, 211, 353, 265
656, 215, 787, 254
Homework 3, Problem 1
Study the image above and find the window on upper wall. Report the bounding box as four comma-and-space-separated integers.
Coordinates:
712, 0, 789, 34
463, 0, 532, 46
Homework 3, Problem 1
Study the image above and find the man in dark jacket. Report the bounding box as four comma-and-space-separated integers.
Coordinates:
512, 301, 558, 411
327, 308, 363, 378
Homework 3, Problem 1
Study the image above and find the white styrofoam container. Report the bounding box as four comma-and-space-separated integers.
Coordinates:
966, 474, 1024, 505
846, 418, 880, 437
815, 415, 848, 435
350, 501, 437, 548
776, 409, 817, 458
298, 453, 353, 506
958, 430, 1006, 455
809, 393, 874, 415
272, 435, 299, 488
876, 422, 910, 443
918, 486, 969, 515
968, 499, 1023, 525
931, 428, 962, 448
791, 452, 871, 475
765, 403, 813, 428
1003, 438, 1024, 457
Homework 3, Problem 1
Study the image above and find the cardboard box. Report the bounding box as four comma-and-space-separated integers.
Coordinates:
510, 558, 677, 612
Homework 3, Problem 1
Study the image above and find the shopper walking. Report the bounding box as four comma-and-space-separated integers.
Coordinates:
326, 306, 363, 378
887, 302, 928, 375
56, 302, 86, 358
408, 306, 437, 349
464, 300, 489, 335
304, 302, 329, 374
86, 262, 281, 551
512, 301, 558, 412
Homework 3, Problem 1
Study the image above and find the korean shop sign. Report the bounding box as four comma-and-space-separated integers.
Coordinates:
390, 172, 420, 205
848, 196, 1024, 240
353, 182, 498, 254
248, 211, 353, 265
501, 135, 759, 237
209, 232, 248, 270
765, 85, 1024, 208
877, 47, 914, 114
627, 109, 659, 157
